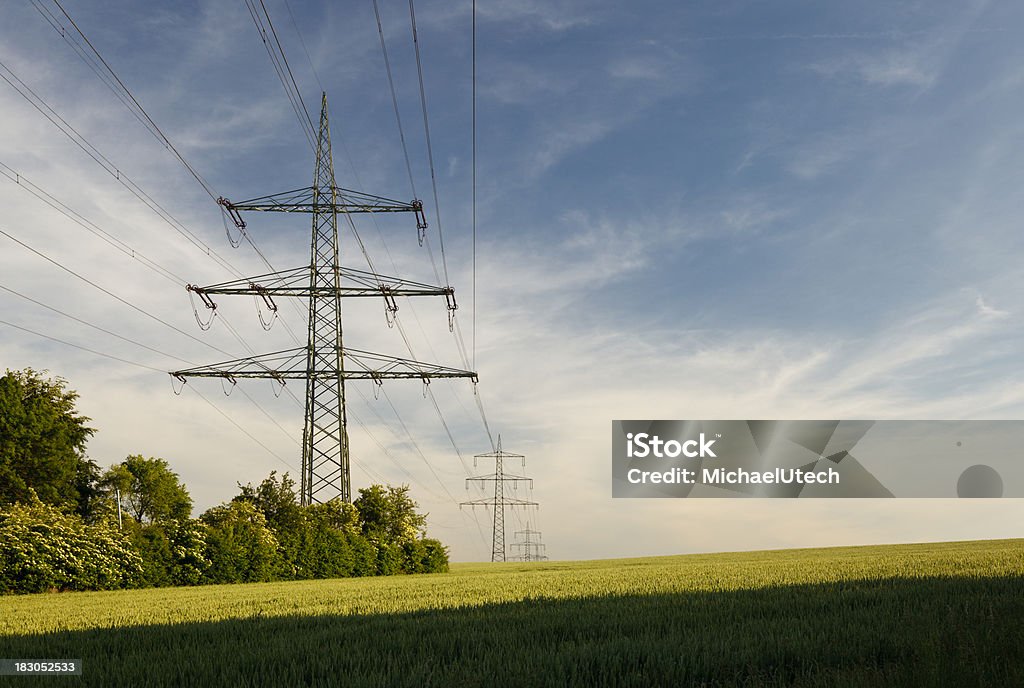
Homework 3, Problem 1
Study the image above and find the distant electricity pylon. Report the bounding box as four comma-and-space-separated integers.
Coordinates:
461, 436, 537, 562
171, 94, 477, 505
511, 526, 547, 562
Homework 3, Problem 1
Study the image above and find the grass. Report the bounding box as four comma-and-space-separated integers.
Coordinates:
0, 539, 1021, 686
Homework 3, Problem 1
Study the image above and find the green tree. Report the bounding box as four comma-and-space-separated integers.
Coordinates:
234, 472, 304, 578
100, 455, 192, 524
125, 518, 210, 588
353, 484, 427, 546
0, 368, 98, 517
201, 501, 281, 583
419, 538, 450, 573
233, 471, 302, 533
295, 500, 371, 579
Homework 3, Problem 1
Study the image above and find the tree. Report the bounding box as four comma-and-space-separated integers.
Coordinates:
233, 471, 302, 533
201, 501, 281, 583
126, 518, 210, 588
100, 455, 192, 524
296, 499, 372, 579
419, 538, 450, 573
353, 484, 427, 545
0, 368, 98, 517
233, 473, 371, 580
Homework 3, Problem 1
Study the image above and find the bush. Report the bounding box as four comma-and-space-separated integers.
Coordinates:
0, 495, 142, 594
128, 522, 173, 588
127, 519, 210, 588
164, 519, 211, 585
375, 541, 403, 576
421, 538, 450, 573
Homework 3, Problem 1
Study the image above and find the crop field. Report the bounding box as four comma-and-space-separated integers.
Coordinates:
0, 538, 1021, 686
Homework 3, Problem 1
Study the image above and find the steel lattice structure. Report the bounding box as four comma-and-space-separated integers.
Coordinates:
460, 436, 537, 562
172, 94, 476, 504
511, 527, 547, 562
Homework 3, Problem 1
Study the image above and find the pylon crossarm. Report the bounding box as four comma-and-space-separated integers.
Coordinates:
170, 348, 304, 379
170, 347, 477, 382
344, 349, 477, 381
459, 498, 538, 507
473, 450, 526, 460
188, 265, 454, 299
221, 187, 423, 215
514, 529, 543, 537
466, 475, 533, 484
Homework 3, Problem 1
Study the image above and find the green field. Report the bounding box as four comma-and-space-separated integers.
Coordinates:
1, 539, 1021, 686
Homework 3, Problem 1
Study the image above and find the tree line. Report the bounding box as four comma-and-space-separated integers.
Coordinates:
0, 368, 448, 594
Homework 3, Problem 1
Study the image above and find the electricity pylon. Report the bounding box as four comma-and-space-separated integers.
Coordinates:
511, 526, 547, 562
461, 436, 537, 562
171, 93, 476, 505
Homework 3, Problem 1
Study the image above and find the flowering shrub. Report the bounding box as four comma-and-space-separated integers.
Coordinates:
128, 518, 211, 588
0, 494, 142, 594
0, 483, 447, 595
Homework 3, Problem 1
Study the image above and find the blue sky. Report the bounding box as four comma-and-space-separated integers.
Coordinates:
2, 0, 1023, 561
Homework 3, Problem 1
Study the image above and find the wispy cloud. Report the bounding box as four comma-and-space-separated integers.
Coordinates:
484, 42, 698, 181
975, 294, 1009, 320
477, 0, 601, 32
806, 1, 993, 91
809, 49, 938, 89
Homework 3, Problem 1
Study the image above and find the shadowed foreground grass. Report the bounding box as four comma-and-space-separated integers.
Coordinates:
0, 539, 1021, 687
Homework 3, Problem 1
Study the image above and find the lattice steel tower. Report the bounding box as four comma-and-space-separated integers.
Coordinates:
461, 436, 537, 562
171, 94, 476, 504
511, 526, 547, 562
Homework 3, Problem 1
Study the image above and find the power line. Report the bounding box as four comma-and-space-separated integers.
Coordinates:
0, 166, 321, 477
0, 312, 304, 478
0, 226, 234, 357
403, 1, 495, 452
258, 0, 316, 134
378, 386, 459, 502
0, 58, 242, 278
363, 2, 495, 465
0, 159, 309, 389
2, 12, 384, 489
0, 282, 192, 366
373, 0, 419, 201
243, 0, 316, 150
35, 0, 219, 202
407, 0, 451, 286
347, 389, 451, 502
29, 0, 303, 336
0, 290, 305, 477
0, 317, 166, 373
282, 0, 324, 93
186, 384, 296, 470
0, 161, 183, 286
